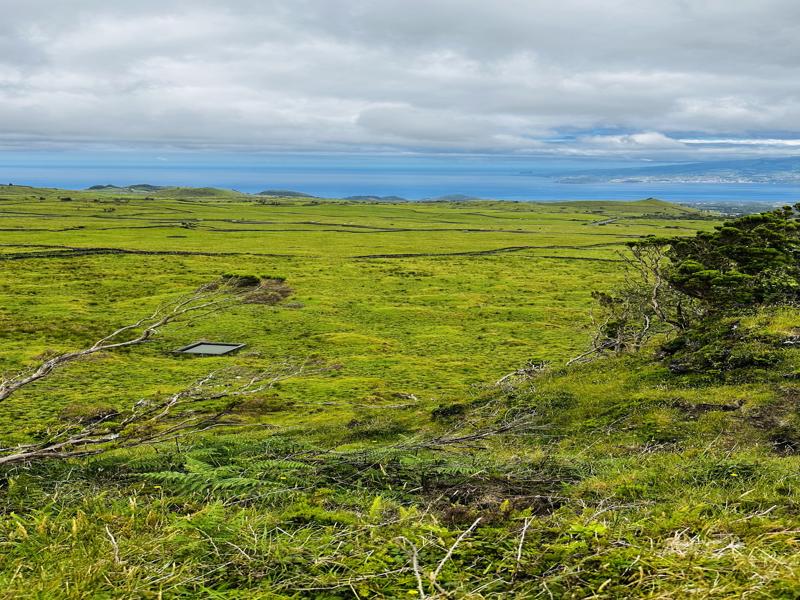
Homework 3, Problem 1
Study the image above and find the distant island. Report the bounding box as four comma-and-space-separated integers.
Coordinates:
546, 155, 800, 185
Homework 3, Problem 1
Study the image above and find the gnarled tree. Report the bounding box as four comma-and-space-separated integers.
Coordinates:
569, 204, 800, 366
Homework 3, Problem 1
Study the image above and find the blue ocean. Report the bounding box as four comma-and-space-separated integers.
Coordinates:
1, 151, 798, 203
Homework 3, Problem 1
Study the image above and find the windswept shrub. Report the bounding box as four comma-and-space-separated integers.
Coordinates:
583, 205, 800, 373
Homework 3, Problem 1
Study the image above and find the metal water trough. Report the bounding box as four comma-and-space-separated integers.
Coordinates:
175, 341, 246, 356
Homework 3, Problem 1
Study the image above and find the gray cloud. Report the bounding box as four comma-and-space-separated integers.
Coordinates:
0, 0, 799, 156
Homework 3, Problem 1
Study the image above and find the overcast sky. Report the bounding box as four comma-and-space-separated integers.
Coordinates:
1, 0, 799, 159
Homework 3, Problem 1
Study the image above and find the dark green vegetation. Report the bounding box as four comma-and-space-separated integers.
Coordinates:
667, 206, 800, 308
1, 186, 798, 598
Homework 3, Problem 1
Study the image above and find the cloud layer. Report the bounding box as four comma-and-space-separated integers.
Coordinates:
1, 0, 799, 157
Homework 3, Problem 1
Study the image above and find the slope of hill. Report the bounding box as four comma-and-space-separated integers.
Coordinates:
87, 184, 167, 192
344, 194, 409, 202
150, 186, 247, 198
1, 190, 798, 597
256, 189, 317, 197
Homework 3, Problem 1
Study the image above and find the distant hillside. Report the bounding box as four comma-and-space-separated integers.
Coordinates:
256, 190, 316, 198
151, 187, 245, 198
344, 195, 408, 202
87, 184, 166, 192
129, 184, 165, 192
424, 193, 483, 202
544, 197, 712, 219
86, 185, 247, 198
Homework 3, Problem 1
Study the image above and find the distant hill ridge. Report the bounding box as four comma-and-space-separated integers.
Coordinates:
424, 193, 482, 202
344, 195, 408, 202
86, 185, 246, 198
87, 184, 166, 192
256, 190, 316, 198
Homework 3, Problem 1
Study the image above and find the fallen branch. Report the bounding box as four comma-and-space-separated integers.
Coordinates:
0, 361, 326, 466
0, 276, 318, 466
0, 278, 263, 404
494, 360, 548, 388
512, 516, 532, 582
399, 538, 428, 599
431, 517, 482, 583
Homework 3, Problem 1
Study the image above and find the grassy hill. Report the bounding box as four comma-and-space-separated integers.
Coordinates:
2, 187, 798, 597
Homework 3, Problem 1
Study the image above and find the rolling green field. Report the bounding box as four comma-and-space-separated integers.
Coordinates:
5, 186, 800, 599
0, 187, 715, 443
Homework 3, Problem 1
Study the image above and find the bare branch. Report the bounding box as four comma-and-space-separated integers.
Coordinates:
431, 517, 482, 583
0, 276, 316, 466
105, 525, 122, 565
563, 241, 703, 367
399, 537, 428, 599
0, 278, 265, 404
404, 419, 541, 451
494, 360, 549, 388
512, 516, 532, 582
0, 360, 327, 466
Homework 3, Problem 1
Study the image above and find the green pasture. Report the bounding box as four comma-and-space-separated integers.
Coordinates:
11, 187, 800, 598
0, 188, 716, 444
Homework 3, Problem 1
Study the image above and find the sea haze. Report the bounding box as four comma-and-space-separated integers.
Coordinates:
1, 151, 798, 203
